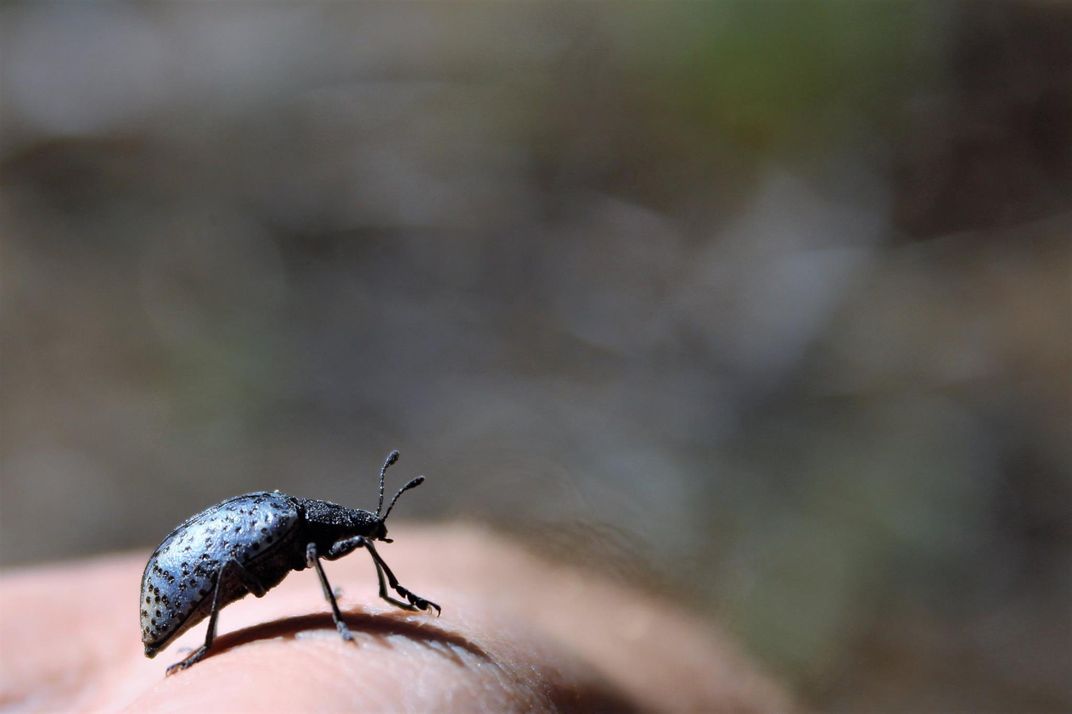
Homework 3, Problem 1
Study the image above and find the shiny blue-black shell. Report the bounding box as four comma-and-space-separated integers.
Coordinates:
140, 491, 304, 657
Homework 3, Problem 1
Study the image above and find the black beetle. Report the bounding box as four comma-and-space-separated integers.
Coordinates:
140, 450, 440, 675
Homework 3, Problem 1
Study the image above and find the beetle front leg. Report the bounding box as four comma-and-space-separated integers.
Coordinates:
328, 536, 410, 607
327, 536, 440, 614
373, 559, 416, 611
325, 535, 366, 560
306, 543, 354, 642
363, 539, 441, 616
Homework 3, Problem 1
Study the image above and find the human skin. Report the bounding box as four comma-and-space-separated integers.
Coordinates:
0, 524, 790, 712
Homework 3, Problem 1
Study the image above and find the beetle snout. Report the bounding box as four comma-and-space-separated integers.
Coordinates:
373, 521, 389, 541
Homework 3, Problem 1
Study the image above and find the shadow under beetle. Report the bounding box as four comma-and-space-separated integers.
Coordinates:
140, 450, 440, 675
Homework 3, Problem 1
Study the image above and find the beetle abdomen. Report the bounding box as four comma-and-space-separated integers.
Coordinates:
140, 491, 301, 655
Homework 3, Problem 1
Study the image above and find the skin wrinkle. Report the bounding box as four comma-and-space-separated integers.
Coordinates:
0, 525, 790, 713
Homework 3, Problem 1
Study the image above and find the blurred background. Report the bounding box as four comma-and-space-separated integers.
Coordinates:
1, 2, 1070, 711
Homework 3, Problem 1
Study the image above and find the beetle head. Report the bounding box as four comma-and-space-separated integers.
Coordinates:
373, 449, 426, 541
371, 520, 389, 542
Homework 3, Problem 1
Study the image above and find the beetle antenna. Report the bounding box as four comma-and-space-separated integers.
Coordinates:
382, 476, 425, 522
376, 450, 400, 518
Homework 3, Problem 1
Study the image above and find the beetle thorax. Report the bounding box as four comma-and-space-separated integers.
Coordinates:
299, 498, 381, 542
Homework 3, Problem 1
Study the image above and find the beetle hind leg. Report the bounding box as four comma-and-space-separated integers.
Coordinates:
165, 562, 230, 675
165, 559, 265, 676
166, 644, 209, 676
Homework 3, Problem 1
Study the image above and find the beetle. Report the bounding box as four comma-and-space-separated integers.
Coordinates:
140, 449, 440, 675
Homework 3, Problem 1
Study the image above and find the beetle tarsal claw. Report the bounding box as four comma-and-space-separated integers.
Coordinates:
401, 588, 441, 616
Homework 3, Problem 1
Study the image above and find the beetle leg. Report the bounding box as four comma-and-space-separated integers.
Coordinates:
234, 563, 268, 598
325, 535, 366, 560
166, 559, 238, 675
327, 536, 414, 610
374, 559, 417, 611
306, 543, 354, 642
325, 536, 439, 615
363, 539, 442, 616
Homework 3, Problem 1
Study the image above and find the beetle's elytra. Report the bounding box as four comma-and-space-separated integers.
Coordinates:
140, 450, 440, 675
